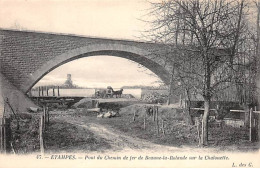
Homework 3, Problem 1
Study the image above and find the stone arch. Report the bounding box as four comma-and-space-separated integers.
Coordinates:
21, 43, 170, 92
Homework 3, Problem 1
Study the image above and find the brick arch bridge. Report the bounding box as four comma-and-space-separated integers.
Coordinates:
0, 29, 172, 112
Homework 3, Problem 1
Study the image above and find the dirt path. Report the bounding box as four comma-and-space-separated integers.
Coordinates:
56, 116, 217, 153
57, 116, 160, 151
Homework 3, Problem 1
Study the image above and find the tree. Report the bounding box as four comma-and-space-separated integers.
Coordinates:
255, 0, 260, 106
145, 0, 248, 145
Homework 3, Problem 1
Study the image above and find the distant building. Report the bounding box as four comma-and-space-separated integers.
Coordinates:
63, 74, 74, 88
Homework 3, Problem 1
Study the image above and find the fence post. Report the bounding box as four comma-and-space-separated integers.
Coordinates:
46, 87, 49, 96
254, 107, 260, 141
47, 107, 49, 124
43, 106, 46, 131
39, 115, 44, 155
0, 118, 11, 153
245, 107, 250, 128
58, 86, 60, 96
153, 105, 155, 122
38, 87, 41, 97
5, 118, 11, 153
45, 106, 48, 125
144, 109, 146, 130
201, 115, 204, 144
133, 110, 136, 121
162, 119, 165, 135
249, 108, 252, 142
44, 106, 47, 128
156, 106, 159, 135
197, 119, 201, 146
53, 87, 55, 97
41, 86, 44, 96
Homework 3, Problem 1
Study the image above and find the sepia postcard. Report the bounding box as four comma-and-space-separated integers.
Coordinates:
0, 0, 260, 168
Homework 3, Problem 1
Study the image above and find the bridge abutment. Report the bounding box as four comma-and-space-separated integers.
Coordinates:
0, 72, 38, 114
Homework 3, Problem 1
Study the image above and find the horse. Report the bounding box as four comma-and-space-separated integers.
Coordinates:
112, 88, 123, 98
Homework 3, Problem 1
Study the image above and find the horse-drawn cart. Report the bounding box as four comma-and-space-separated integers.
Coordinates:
94, 86, 123, 98
94, 86, 113, 98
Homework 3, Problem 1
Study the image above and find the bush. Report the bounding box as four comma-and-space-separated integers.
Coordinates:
141, 91, 168, 104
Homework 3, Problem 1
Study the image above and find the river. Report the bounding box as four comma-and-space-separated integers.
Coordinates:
31, 88, 142, 99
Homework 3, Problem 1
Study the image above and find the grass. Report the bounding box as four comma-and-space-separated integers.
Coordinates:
10, 114, 40, 154
9, 104, 259, 154
44, 121, 111, 153
87, 105, 199, 147
73, 104, 259, 151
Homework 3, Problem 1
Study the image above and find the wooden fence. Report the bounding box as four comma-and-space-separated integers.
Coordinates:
191, 107, 259, 142
134, 105, 163, 136
0, 98, 18, 153
0, 101, 50, 154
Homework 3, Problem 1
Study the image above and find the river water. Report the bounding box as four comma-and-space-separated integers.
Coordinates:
31, 88, 142, 99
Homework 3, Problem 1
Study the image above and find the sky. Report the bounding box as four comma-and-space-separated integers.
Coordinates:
0, 0, 162, 88
34, 56, 161, 88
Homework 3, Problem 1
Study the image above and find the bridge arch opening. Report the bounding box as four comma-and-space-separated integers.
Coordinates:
33, 54, 164, 90
23, 44, 171, 92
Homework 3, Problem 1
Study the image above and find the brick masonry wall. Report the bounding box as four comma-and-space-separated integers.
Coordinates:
0, 29, 170, 92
